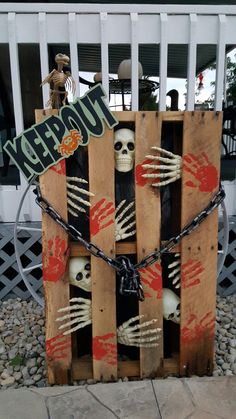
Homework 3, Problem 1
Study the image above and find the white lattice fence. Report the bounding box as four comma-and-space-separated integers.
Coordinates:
218, 216, 236, 296
0, 223, 43, 300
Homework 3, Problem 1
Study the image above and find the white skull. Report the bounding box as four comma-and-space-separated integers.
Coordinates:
69, 257, 91, 292
114, 128, 135, 173
163, 288, 180, 324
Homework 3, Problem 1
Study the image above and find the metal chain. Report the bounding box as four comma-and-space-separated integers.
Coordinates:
35, 184, 225, 301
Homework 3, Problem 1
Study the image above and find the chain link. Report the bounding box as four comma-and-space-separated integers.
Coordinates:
35, 184, 225, 300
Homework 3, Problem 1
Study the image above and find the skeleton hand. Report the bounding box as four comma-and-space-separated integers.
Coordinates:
183, 152, 218, 193
90, 198, 115, 236
67, 176, 94, 217
141, 147, 182, 187
115, 200, 136, 241
56, 297, 92, 335
117, 315, 161, 347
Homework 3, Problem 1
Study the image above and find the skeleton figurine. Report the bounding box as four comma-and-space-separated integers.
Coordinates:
142, 147, 182, 187
57, 256, 161, 347
163, 288, 180, 324
114, 128, 135, 173
41, 53, 75, 108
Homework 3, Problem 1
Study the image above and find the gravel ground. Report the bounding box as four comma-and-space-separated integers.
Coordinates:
0, 294, 235, 389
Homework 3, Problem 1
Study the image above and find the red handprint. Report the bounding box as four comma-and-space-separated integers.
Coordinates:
50, 160, 66, 175
93, 333, 117, 366
183, 152, 218, 193
181, 311, 215, 344
182, 259, 204, 289
140, 262, 162, 299
43, 236, 69, 282
46, 333, 71, 362
90, 198, 115, 237
135, 159, 159, 187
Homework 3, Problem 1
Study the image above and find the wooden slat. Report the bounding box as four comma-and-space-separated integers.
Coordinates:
113, 111, 136, 121
36, 109, 72, 384
135, 112, 163, 378
70, 241, 180, 257
162, 111, 184, 121
88, 125, 117, 381
180, 111, 222, 376
72, 357, 178, 380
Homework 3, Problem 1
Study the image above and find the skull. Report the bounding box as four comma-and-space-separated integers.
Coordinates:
69, 257, 91, 292
163, 288, 180, 324
114, 128, 135, 173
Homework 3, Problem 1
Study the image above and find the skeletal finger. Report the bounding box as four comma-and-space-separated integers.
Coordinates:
68, 208, 80, 217
145, 155, 182, 165
118, 216, 136, 230
115, 200, 134, 215
67, 198, 86, 214
57, 315, 91, 330
116, 229, 136, 241
67, 191, 91, 207
67, 182, 95, 197
127, 328, 161, 338
127, 319, 158, 333
70, 297, 91, 304
56, 311, 90, 323
142, 164, 181, 171
169, 266, 181, 278
115, 208, 135, 222
151, 147, 178, 158
115, 201, 135, 222
62, 320, 92, 335
168, 259, 180, 270
129, 335, 160, 344
67, 176, 88, 184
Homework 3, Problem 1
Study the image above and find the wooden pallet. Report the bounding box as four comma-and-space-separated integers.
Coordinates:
37, 110, 222, 384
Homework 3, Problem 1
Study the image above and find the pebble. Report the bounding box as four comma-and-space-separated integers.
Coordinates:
0, 377, 15, 386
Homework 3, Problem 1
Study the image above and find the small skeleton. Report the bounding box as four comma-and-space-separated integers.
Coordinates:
56, 299, 161, 347
67, 176, 94, 217
41, 53, 76, 108
115, 200, 136, 241
142, 147, 182, 187
168, 253, 181, 289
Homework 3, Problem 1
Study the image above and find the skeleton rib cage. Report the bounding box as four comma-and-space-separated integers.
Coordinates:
38, 110, 222, 384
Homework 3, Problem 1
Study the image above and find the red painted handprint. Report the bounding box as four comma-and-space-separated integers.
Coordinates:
181, 311, 215, 344
90, 198, 115, 237
135, 159, 160, 187
46, 333, 71, 362
182, 259, 204, 289
93, 333, 117, 366
50, 160, 66, 175
140, 262, 162, 299
43, 236, 69, 282
183, 152, 218, 193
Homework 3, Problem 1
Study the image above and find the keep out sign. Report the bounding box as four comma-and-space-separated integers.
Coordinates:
4, 84, 118, 181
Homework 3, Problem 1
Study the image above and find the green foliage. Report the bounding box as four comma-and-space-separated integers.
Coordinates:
9, 354, 25, 366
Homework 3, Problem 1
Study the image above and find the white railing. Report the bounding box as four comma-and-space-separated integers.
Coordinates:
0, 3, 236, 221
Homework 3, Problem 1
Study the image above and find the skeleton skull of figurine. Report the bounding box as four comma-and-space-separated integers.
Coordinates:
69, 257, 91, 292
114, 128, 135, 172
163, 288, 180, 324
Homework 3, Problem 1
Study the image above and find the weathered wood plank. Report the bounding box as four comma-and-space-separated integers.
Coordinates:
180, 111, 222, 376
88, 125, 117, 381
70, 241, 180, 257
36, 109, 72, 385
135, 111, 163, 378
